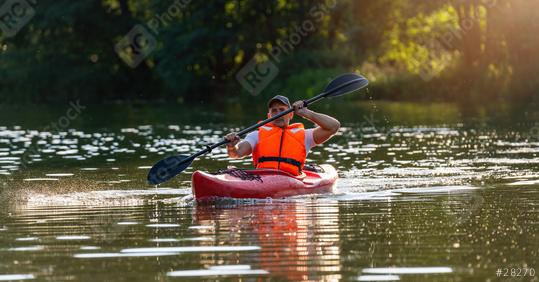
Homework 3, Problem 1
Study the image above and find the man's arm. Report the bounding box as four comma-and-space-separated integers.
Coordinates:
292, 101, 341, 144
224, 133, 253, 159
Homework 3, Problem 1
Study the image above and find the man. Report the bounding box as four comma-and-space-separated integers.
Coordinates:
224, 95, 340, 175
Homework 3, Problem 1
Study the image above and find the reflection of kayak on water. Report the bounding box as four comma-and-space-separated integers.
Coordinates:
191, 164, 338, 200
193, 201, 341, 280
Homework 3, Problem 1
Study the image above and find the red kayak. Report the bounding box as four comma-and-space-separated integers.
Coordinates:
192, 164, 338, 200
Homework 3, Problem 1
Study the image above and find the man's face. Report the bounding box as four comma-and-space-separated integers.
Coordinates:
268, 101, 293, 128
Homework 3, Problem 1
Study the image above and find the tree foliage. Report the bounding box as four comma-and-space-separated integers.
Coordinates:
0, 0, 538, 104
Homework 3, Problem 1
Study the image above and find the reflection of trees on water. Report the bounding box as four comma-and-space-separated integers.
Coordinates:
193, 202, 341, 280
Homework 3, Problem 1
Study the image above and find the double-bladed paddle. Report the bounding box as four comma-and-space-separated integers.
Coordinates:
147, 73, 369, 185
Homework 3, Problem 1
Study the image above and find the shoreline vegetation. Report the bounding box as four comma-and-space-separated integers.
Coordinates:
0, 1, 538, 107
1, 100, 537, 130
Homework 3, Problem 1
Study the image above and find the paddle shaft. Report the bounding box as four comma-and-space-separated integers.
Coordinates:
235, 77, 363, 137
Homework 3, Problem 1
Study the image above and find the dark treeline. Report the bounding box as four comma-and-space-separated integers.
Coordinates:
0, 0, 538, 105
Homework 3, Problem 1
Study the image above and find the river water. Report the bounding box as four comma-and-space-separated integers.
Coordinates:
0, 102, 537, 281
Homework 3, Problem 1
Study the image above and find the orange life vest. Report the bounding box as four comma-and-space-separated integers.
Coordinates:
252, 122, 306, 175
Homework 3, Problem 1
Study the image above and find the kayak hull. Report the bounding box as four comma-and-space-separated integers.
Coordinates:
192, 164, 338, 200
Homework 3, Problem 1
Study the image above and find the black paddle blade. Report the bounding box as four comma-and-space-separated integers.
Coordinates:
147, 155, 193, 185
324, 73, 369, 98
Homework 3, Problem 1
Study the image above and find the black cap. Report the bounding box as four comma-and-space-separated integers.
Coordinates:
267, 95, 291, 108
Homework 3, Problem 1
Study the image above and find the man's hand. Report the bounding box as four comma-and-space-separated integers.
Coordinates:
292, 100, 341, 145
292, 100, 312, 118
224, 132, 240, 147
224, 132, 252, 159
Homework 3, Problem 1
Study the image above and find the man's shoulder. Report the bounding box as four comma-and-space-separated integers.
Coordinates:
246, 131, 259, 136
244, 131, 259, 148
